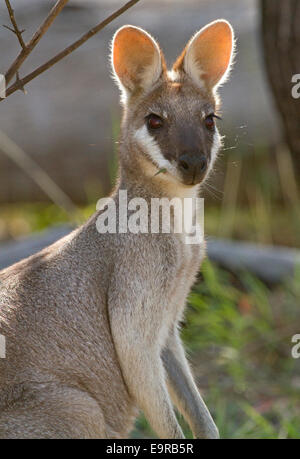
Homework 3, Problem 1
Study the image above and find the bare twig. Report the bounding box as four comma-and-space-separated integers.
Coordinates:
5, 0, 69, 86
4, 0, 26, 50
0, 130, 78, 217
3, 24, 25, 37
1, 0, 141, 101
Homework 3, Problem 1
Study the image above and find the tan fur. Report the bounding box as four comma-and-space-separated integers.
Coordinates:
0, 21, 234, 439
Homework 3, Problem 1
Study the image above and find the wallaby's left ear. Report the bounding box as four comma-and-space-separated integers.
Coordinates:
174, 20, 235, 90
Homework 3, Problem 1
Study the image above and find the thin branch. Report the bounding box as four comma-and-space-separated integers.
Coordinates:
5, 0, 69, 86
2, 0, 141, 101
4, 0, 26, 50
0, 129, 78, 218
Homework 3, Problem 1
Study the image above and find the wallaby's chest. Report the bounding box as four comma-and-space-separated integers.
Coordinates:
161, 233, 205, 324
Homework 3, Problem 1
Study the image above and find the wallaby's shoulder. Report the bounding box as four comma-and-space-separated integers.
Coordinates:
0, 229, 78, 282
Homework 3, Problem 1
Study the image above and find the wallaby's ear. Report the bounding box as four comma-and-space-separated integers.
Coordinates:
111, 25, 165, 102
173, 20, 234, 90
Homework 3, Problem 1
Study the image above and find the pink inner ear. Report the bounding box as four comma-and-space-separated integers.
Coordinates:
192, 22, 233, 87
113, 27, 159, 89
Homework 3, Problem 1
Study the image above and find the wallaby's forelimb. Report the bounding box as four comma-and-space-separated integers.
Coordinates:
162, 328, 219, 439
110, 319, 184, 438
108, 267, 184, 439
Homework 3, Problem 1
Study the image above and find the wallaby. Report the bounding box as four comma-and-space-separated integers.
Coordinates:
0, 20, 234, 439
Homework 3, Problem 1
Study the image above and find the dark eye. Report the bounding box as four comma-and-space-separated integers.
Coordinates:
204, 114, 215, 131
146, 114, 163, 130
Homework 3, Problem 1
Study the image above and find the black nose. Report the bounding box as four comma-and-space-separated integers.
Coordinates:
178, 154, 207, 184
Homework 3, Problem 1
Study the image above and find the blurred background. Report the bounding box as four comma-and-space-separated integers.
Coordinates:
0, 0, 299, 439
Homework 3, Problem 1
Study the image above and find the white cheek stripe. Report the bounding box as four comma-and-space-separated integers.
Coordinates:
134, 125, 173, 171
134, 125, 222, 186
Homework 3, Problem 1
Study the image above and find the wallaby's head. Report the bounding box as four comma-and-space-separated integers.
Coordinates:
111, 21, 234, 189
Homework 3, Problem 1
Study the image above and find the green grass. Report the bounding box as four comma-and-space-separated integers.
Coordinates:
1, 200, 299, 249
132, 260, 300, 439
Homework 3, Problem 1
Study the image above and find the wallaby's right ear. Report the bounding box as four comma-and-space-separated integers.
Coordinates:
111, 25, 165, 103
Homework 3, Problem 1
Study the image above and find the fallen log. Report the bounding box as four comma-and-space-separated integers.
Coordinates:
206, 237, 300, 284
